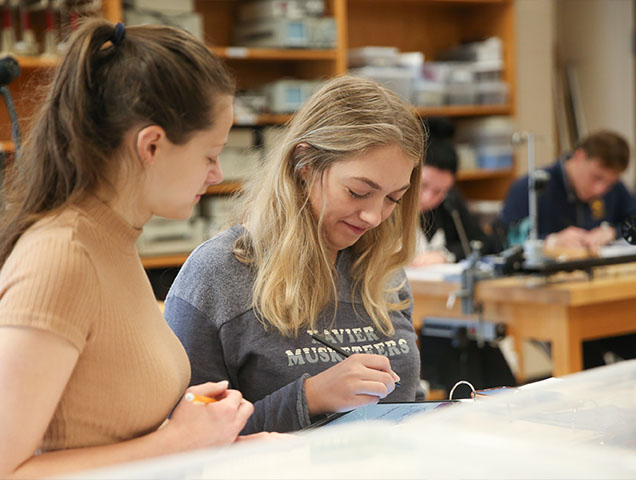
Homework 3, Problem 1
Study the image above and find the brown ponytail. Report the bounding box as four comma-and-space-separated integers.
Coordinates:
0, 18, 234, 265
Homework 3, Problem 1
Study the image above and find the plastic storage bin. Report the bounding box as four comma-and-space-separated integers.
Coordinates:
412, 81, 445, 106
397, 51, 425, 75
421, 62, 452, 83
446, 82, 477, 105
455, 117, 515, 170
476, 144, 513, 169
264, 79, 322, 113
472, 59, 504, 82
477, 81, 509, 105
349, 66, 416, 103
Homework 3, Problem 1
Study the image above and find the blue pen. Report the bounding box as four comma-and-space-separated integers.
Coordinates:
310, 332, 401, 387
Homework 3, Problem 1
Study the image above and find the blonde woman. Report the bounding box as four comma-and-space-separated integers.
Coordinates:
165, 75, 427, 433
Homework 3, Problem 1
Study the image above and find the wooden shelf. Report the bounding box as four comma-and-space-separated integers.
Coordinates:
415, 104, 512, 118
141, 253, 189, 269
252, 113, 293, 124
456, 168, 514, 181
234, 113, 293, 126
206, 182, 242, 195
235, 106, 512, 126
15, 56, 60, 69
0, 141, 15, 153
356, 0, 509, 4
211, 47, 338, 61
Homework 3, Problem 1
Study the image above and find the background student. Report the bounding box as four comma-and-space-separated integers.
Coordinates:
501, 130, 636, 368
165, 75, 426, 434
501, 130, 636, 249
0, 20, 255, 478
413, 118, 496, 266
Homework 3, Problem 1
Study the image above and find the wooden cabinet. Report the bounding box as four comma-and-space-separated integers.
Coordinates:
0, 1, 122, 150
191, 0, 517, 200
0, 0, 516, 269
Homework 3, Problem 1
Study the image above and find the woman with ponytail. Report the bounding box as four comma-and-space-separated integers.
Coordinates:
0, 19, 256, 477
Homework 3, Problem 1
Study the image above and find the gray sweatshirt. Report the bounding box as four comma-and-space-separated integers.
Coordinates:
165, 225, 423, 433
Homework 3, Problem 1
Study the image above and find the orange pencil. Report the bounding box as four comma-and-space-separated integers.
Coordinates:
184, 392, 217, 405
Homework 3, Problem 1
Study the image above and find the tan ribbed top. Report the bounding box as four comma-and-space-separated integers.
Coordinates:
0, 195, 190, 451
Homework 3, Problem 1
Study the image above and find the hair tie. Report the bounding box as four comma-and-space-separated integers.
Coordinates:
111, 22, 125, 46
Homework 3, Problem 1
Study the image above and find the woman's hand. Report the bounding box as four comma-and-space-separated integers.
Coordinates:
304, 354, 400, 416
164, 381, 254, 450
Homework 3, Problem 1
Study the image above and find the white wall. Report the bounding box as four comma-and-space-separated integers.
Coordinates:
556, 0, 636, 189
514, 0, 557, 173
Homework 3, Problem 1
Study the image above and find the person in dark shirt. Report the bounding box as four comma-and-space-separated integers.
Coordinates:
501, 130, 636, 249
413, 118, 493, 266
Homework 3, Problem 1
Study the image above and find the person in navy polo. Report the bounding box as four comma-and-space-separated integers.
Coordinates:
502, 130, 636, 249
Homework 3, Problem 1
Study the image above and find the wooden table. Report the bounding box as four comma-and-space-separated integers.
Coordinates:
408, 267, 636, 379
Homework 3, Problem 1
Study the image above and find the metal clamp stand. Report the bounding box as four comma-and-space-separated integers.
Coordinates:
447, 241, 496, 347
512, 131, 551, 269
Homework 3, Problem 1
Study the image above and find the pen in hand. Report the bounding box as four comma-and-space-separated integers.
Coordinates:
310, 333, 401, 387
185, 392, 217, 405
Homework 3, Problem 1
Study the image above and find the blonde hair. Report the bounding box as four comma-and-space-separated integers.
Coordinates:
234, 75, 426, 337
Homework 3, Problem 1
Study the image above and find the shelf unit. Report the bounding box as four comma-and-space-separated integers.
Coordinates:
193, 0, 517, 198
1, 0, 516, 270
0, 2, 122, 143
344, 0, 516, 202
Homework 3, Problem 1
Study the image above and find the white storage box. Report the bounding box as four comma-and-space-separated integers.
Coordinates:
348, 46, 400, 68
123, 0, 194, 14
421, 62, 452, 83
477, 81, 509, 105
456, 116, 515, 145
137, 216, 206, 256
446, 62, 474, 84
349, 66, 416, 103
238, 0, 325, 22
234, 95, 268, 125
456, 117, 515, 169
446, 82, 477, 105
437, 36, 503, 63
476, 144, 513, 169
234, 17, 336, 48
398, 51, 425, 73
412, 80, 445, 106
264, 79, 323, 113
472, 59, 504, 82
125, 9, 203, 39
